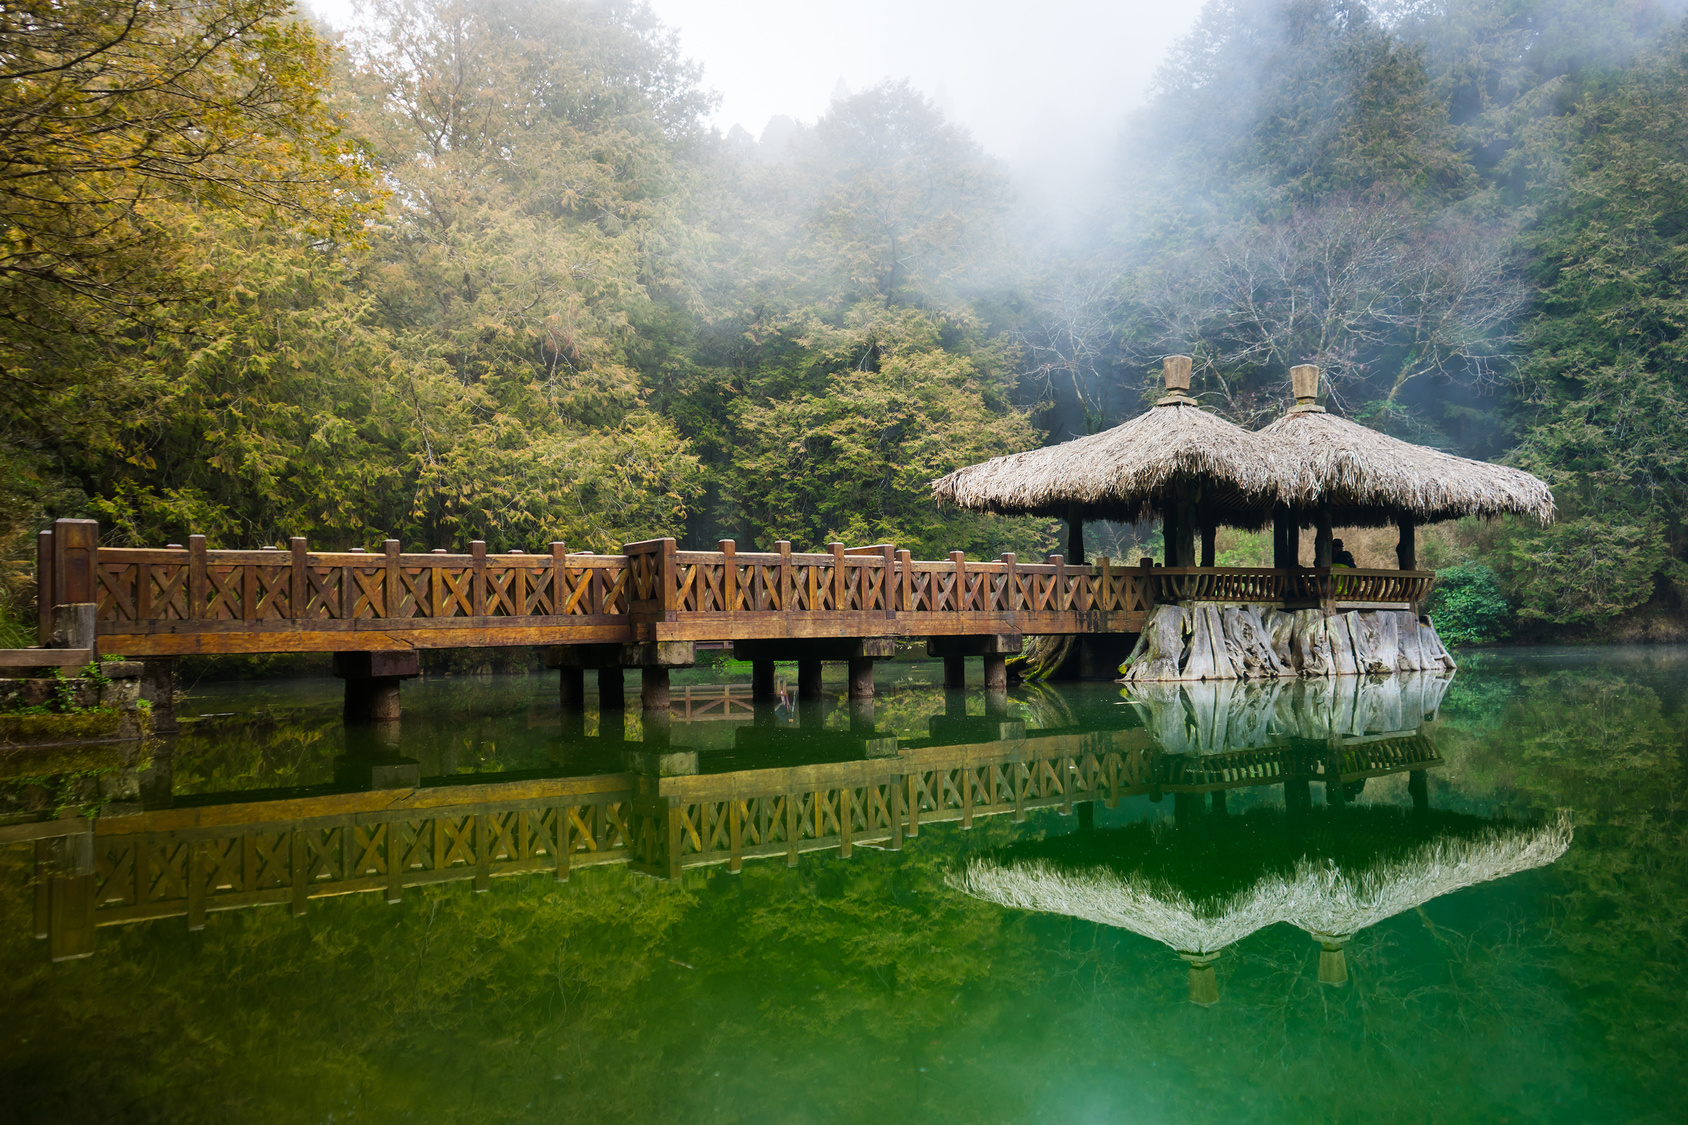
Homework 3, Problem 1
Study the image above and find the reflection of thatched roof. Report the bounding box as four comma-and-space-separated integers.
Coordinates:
930, 361, 1284, 525
950, 809, 1571, 954
1284, 811, 1571, 938
950, 860, 1285, 955
1260, 375, 1554, 526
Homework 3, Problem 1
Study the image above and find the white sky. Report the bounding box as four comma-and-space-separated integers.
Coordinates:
307, 0, 1209, 212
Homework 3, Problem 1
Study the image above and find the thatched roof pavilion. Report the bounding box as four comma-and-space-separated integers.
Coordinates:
1260, 365, 1555, 567
930, 356, 1284, 565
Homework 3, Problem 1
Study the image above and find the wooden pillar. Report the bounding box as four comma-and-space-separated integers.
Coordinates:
1273, 504, 1295, 569
1200, 517, 1216, 568
1409, 768, 1428, 814
335, 651, 417, 723
847, 657, 874, 700
640, 666, 670, 713
1397, 517, 1417, 570
1066, 504, 1086, 565
752, 659, 776, 702
943, 655, 966, 690
1314, 501, 1333, 568
45, 830, 95, 962
982, 653, 1007, 692
797, 659, 823, 701
558, 667, 585, 708
598, 667, 625, 710
1161, 500, 1179, 567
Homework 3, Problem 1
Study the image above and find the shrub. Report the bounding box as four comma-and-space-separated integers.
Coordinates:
1425, 563, 1512, 647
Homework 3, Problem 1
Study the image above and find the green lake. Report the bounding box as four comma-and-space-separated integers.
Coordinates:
2, 648, 1684, 1123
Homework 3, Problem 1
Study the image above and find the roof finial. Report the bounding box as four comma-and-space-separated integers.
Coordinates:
1156, 355, 1195, 406
1290, 364, 1325, 414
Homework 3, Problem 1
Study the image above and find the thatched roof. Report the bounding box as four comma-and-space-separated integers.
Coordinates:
1261, 365, 1555, 527
929, 356, 1285, 527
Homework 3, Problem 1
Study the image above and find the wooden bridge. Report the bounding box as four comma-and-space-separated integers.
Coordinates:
13, 519, 1434, 714
9, 721, 1443, 960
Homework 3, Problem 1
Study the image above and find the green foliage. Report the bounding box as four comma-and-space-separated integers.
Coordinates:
1425, 561, 1513, 645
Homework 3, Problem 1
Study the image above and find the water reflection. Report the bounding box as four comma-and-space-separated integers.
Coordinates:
14, 653, 1688, 1123
954, 806, 1571, 1005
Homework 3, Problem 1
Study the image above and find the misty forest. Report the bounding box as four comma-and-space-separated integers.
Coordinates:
5, 0, 1688, 648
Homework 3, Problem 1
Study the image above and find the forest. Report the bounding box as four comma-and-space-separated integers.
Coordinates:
3, 0, 1687, 645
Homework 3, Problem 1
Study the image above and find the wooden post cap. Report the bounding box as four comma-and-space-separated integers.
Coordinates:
1291, 364, 1320, 403
1163, 355, 1193, 392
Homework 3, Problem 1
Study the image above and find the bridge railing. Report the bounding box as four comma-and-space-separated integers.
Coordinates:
32, 519, 1429, 655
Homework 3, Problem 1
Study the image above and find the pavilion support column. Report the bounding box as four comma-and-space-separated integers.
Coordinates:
1161, 502, 1180, 567
1066, 503, 1086, 565
1314, 501, 1333, 568
1397, 517, 1417, 570
1273, 504, 1295, 569
1177, 494, 1198, 567
1200, 515, 1217, 568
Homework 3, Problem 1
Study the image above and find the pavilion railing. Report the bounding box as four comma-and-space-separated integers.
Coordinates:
1149, 566, 1434, 607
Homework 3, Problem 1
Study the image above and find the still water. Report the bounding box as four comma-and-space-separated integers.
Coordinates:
2, 649, 1684, 1123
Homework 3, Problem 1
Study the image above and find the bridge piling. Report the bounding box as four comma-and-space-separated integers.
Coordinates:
333, 651, 419, 722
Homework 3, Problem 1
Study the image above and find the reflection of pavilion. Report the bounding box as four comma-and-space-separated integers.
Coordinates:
10, 673, 1459, 962
953, 807, 1571, 1005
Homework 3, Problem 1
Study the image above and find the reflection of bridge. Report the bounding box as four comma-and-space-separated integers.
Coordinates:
9, 721, 1442, 961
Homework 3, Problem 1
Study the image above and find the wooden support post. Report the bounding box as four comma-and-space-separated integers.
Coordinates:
720, 539, 736, 612
290, 537, 308, 617
1409, 768, 1428, 814
598, 667, 625, 710
950, 550, 966, 613
797, 659, 823, 701
830, 541, 846, 611
291, 831, 309, 916
384, 539, 401, 617
847, 657, 874, 700
558, 667, 585, 707
889, 776, 905, 850
1066, 504, 1086, 565
46, 830, 95, 961
729, 800, 743, 873
1315, 502, 1333, 568
474, 814, 491, 892
335, 651, 418, 723
1162, 501, 1179, 567
550, 541, 567, 613
188, 534, 208, 620
897, 548, 912, 614
752, 659, 775, 702
982, 653, 1008, 692
1201, 518, 1217, 568
1397, 518, 1417, 570
35, 529, 53, 644
943, 655, 966, 690
641, 665, 671, 713
785, 792, 799, 867
555, 807, 572, 882
777, 540, 792, 610
471, 540, 487, 616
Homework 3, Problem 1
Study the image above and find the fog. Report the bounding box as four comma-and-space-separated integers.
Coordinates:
311, 0, 1208, 225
